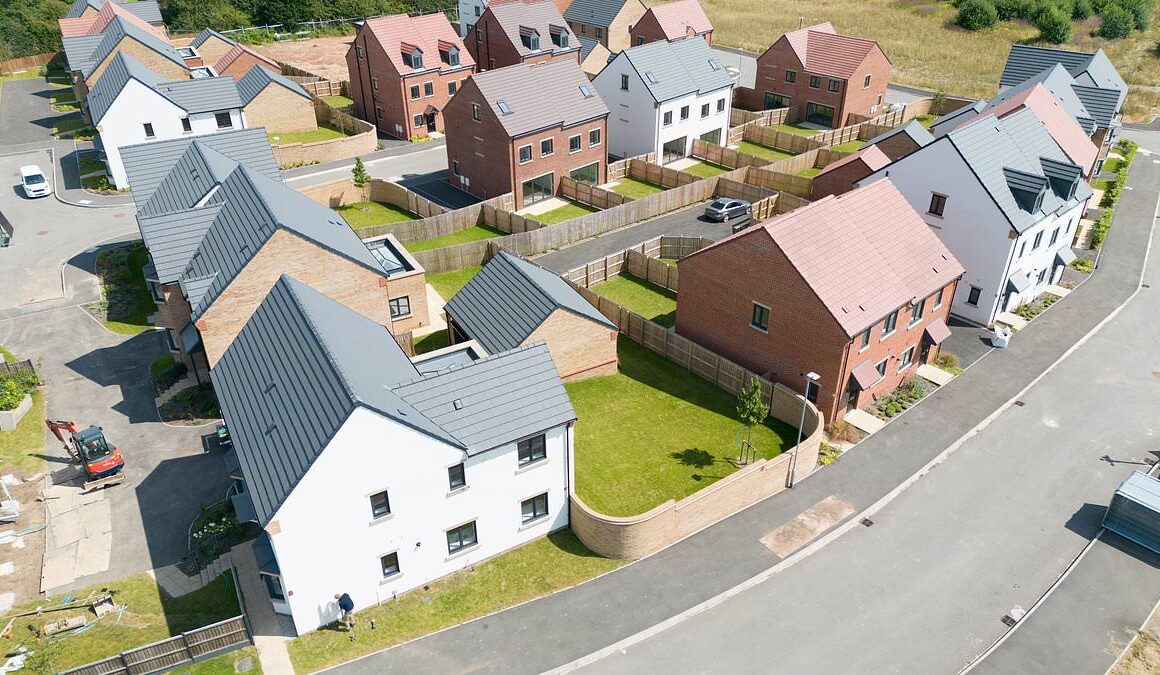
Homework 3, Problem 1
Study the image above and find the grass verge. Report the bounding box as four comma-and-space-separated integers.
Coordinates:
270, 121, 355, 144
0, 386, 46, 475
413, 330, 450, 354
591, 274, 677, 327
337, 201, 418, 230
171, 646, 261, 674
405, 225, 505, 252
428, 267, 480, 301
608, 177, 664, 199
532, 200, 599, 224
568, 338, 798, 516
735, 140, 794, 162
286, 530, 621, 672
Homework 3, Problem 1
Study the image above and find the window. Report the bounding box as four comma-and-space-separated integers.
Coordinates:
369, 490, 391, 519
447, 47, 460, 67
215, 112, 233, 129
540, 138, 553, 156
595, 26, 603, 38
518, 144, 532, 163
967, 286, 982, 306
389, 296, 411, 318
589, 128, 601, 146
446, 521, 477, 554
636, 36, 645, 46
521, 493, 549, 524
424, 81, 434, 97
475, 5, 480, 15
410, 51, 424, 69
448, 463, 466, 490
663, 110, 673, 126
380, 552, 400, 577
717, 98, 726, 113
448, 81, 457, 96
764, 92, 791, 109
569, 134, 581, 152
165, 329, 180, 352
375, 108, 383, 121
620, 74, 629, 91
372, 77, 379, 91
1038, 268, 1048, 284
452, 160, 460, 176
1018, 242, 1026, 258
410, 84, 420, 100
700, 103, 710, 118
143, 122, 155, 138
910, 299, 925, 326
471, 103, 481, 121
928, 193, 946, 217
933, 288, 944, 308
518, 434, 547, 466
863, 74, 871, 88
581, 24, 587, 34
751, 302, 770, 331
477, 27, 483, 41
875, 359, 888, 379
555, 32, 569, 48
860, 329, 871, 351
882, 310, 899, 336
413, 114, 424, 128
785, 69, 796, 83
570, 162, 599, 185
680, 105, 689, 120
899, 346, 915, 371
356, 44, 365, 59
180, 117, 191, 133
527, 33, 540, 50
809, 75, 820, 89
1049, 227, 1060, 246
1032, 231, 1044, 249
827, 79, 840, 93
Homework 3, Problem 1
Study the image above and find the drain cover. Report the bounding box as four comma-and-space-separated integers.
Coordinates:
1001, 615, 1018, 627
1013, 400, 1026, 407
860, 518, 874, 527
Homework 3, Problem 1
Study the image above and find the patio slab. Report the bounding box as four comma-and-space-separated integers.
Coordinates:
844, 409, 885, 435
517, 197, 568, 216
916, 363, 954, 386
995, 311, 1029, 331
759, 496, 854, 558
1045, 284, 1071, 298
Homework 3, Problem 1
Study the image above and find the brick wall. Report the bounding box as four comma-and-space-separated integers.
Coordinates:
195, 36, 234, 64
467, 13, 581, 71
606, 0, 647, 53
217, 51, 279, 80
525, 308, 618, 380
810, 158, 872, 200
269, 101, 377, 167
628, 14, 713, 47
243, 86, 317, 133
87, 39, 187, 88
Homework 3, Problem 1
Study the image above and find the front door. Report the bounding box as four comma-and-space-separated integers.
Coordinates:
845, 380, 858, 414
426, 113, 436, 133
919, 338, 932, 365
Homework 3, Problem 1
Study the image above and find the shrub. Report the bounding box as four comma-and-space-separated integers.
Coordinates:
1116, 138, 1138, 161
818, 444, 843, 466
958, 0, 999, 29
1092, 209, 1114, 248
0, 380, 25, 411
995, 0, 1041, 19
826, 420, 862, 444
1098, 3, 1134, 37
1035, 5, 1074, 42
1070, 257, 1095, 273
1118, 0, 1152, 29
935, 352, 960, 370
1072, 0, 1093, 17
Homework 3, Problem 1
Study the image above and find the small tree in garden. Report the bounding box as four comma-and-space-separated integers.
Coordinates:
351, 157, 369, 189
736, 379, 769, 464
932, 90, 948, 115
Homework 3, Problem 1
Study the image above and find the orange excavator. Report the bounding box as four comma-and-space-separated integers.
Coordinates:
44, 420, 126, 490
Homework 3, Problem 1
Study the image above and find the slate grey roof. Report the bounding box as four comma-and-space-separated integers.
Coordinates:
139, 205, 222, 282
578, 35, 601, 60
237, 65, 310, 105
616, 37, 733, 103
1071, 83, 1121, 128
155, 77, 244, 114
82, 16, 185, 78
120, 128, 278, 204
864, 119, 935, 148
413, 345, 483, 375
565, 0, 632, 27
1000, 45, 1126, 111
929, 100, 984, 136
67, 0, 163, 22
486, 0, 580, 59
192, 28, 234, 49
469, 59, 608, 137
393, 342, 576, 455
62, 34, 106, 73
84, 51, 165, 124
445, 250, 615, 354
945, 108, 1092, 234
138, 142, 240, 217
87, 53, 242, 124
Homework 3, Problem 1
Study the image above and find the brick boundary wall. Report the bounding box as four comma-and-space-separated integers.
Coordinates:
270, 99, 376, 167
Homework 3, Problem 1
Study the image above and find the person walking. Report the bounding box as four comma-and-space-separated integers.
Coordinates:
335, 592, 355, 630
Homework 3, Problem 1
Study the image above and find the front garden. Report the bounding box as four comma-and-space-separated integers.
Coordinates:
0, 346, 45, 474
590, 274, 676, 327
866, 376, 929, 421
85, 243, 157, 335
1091, 139, 1138, 249
158, 384, 220, 424
568, 338, 797, 517
268, 121, 357, 145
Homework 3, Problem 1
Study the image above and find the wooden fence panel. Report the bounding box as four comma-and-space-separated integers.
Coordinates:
61, 655, 128, 675
560, 176, 632, 208
774, 192, 811, 214
0, 359, 34, 376
61, 616, 249, 675
0, 52, 56, 75
185, 617, 250, 658
741, 125, 825, 155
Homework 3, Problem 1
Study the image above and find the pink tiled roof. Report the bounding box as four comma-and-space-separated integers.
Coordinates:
363, 13, 475, 76
59, 16, 100, 37
60, 1, 165, 40
215, 43, 280, 74
781, 22, 885, 81
646, 0, 713, 40
815, 143, 890, 177
959, 83, 1097, 173
694, 180, 963, 337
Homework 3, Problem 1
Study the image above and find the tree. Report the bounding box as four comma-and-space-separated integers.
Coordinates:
1118, 0, 1152, 29
1098, 3, 1134, 37
932, 90, 948, 115
1072, 0, 1094, 19
957, 0, 999, 30
736, 380, 769, 464
1035, 5, 1073, 43
351, 157, 369, 188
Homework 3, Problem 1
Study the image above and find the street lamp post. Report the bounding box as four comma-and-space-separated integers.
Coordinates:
789, 371, 820, 488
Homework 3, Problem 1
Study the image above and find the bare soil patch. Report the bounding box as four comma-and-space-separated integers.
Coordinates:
252, 37, 353, 81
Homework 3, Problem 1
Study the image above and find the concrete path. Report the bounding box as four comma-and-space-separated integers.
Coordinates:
232, 543, 294, 674
326, 135, 1160, 674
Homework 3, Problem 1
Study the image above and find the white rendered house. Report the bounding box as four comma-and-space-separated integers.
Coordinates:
860, 108, 1091, 326
86, 52, 246, 188
593, 37, 732, 162
214, 276, 576, 635
458, 0, 488, 35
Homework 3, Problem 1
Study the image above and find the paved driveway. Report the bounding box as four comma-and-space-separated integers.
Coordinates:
0, 79, 66, 148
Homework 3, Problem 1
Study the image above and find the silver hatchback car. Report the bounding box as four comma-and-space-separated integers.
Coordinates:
704, 198, 751, 222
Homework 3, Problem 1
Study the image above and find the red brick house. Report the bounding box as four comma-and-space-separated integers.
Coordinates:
348, 13, 476, 140
444, 59, 608, 205
675, 180, 963, 424
214, 43, 282, 81
467, 0, 580, 71
810, 144, 889, 200
629, 0, 713, 47
747, 22, 891, 128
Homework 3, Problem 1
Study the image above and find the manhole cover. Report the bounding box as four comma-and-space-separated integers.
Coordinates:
1013, 400, 1026, 407
860, 518, 874, 527
1001, 615, 1017, 627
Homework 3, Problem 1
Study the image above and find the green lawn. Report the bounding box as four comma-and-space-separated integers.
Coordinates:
413, 330, 450, 354
171, 646, 260, 674
0, 358, 47, 475
797, 167, 822, 178
320, 95, 354, 108
78, 154, 105, 176
269, 121, 355, 144
915, 114, 940, 128
92, 244, 157, 334
680, 160, 730, 178
428, 266, 480, 301
531, 200, 599, 224
830, 140, 866, 153
53, 114, 92, 138
336, 201, 418, 231
405, 225, 505, 252
287, 531, 621, 673
591, 274, 676, 327
735, 140, 794, 162
609, 177, 664, 199
773, 123, 821, 136
18, 572, 241, 673
1103, 157, 1124, 174
568, 338, 798, 516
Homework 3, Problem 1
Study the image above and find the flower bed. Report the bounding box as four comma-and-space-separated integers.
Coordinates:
867, 377, 929, 421
1015, 293, 1058, 320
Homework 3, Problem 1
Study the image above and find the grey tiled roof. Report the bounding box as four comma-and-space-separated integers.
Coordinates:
393, 342, 576, 455
615, 37, 733, 103
565, 0, 632, 27
1071, 83, 1120, 128
1000, 45, 1125, 111
155, 77, 244, 114
84, 51, 164, 124
936, 64, 1106, 136
120, 128, 278, 204
578, 35, 601, 60
444, 250, 615, 354
999, 64, 1093, 123
82, 16, 185, 78
469, 59, 609, 137
237, 65, 309, 104
62, 35, 106, 73
929, 100, 984, 136
87, 53, 242, 124
192, 28, 234, 49
863, 119, 934, 148
486, 0, 580, 59
67, 0, 163, 22
139, 205, 222, 282
946, 108, 1092, 234
138, 142, 240, 218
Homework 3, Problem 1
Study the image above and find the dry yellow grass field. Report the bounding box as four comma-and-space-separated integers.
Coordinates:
695, 1, 1160, 119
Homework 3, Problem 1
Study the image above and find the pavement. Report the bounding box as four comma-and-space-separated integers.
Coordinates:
326, 136, 1160, 674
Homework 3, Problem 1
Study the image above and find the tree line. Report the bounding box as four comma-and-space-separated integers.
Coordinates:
954, 0, 1154, 43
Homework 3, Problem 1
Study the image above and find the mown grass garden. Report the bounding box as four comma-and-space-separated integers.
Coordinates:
591, 274, 677, 327
86, 243, 157, 335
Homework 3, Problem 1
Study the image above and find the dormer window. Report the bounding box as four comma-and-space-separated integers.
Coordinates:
447, 46, 460, 67
403, 46, 424, 70
550, 24, 568, 48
